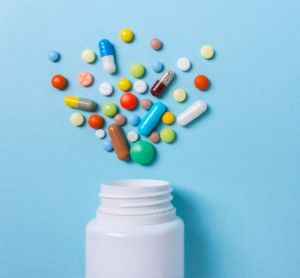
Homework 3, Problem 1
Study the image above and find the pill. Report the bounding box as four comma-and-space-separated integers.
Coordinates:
102, 102, 118, 117
160, 128, 176, 143
99, 82, 113, 96
150, 38, 162, 50
48, 50, 60, 62
194, 75, 210, 91
120, 28, 134, 43
98, 39, 116, 74
70, 113, 85, 126
173, 88, 187, 102
120, 93, 138, 110
152, 61, 164, 73
51, 74, 68, 90
138, 102, 166, 136
127, 130, 139, 142
108, 124, 130, 161
118, 78, 132, 91
151, 70, 175, 97
64, 96, 97, 111
129, 115, 140, 126
103, 140, 113, 152
130, 140, 155, 165
177, 57, 191, 71
177, 100, 207, 126
88, 114, 104, 129
82, 49, 96, 63
140, 99, 152, 110
95, 129, 106, 139
130, 63, 145, 78
200, 45, 214, 59
78, 71, 93, 87
162, 111, 175, 125
134, 80, 147, 94
148, 131, 160, 143
114, 114, 126, 126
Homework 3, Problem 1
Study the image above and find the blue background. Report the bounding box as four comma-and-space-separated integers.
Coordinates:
0, 0, 299, 277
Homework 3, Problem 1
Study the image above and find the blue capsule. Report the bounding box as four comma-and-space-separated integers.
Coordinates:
98, 39, 116, 74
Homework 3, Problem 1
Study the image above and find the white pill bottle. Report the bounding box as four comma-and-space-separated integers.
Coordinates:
86, 179, 184, 278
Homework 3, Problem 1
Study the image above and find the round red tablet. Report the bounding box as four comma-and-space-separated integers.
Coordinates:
120, 93, 138, 110
194, 75, 210, 91
51, 74, 67, 90
88, 114, 104, 129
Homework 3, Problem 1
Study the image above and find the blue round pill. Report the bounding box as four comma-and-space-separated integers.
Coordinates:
129, 115, 140, 127
151, 61, 164, 73
48, 50, 60, 62
103, 140, 113, 152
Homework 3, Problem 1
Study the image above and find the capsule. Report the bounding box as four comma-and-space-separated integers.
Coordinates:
151, 70, 174, 97
177, 100, 207, 126
98, 39, 116, 74
64, 96, 97, 112
108, 124, 130, 161
138, 102, 166, 136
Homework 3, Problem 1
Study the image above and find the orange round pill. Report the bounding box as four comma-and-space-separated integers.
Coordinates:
88, 114, 104, 129
194, 75, 210, 91
51, 74, 67, 90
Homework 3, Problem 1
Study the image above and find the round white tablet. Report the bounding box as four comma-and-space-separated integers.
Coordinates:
99, 82, 113, 96
200, 45, 214, 59
70, 113, 84, 126
134, 80, 147, 94
177, 57, 191, 71
95, 129, 106, 139
127, 130, 139, 142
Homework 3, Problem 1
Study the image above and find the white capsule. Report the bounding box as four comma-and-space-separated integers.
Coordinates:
177, 100, 207, 126
102, 56, 116, 74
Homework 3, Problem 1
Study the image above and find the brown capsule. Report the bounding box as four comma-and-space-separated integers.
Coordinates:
108, 124, 130, 161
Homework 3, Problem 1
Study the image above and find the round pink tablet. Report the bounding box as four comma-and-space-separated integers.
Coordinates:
78, 71, 93, 87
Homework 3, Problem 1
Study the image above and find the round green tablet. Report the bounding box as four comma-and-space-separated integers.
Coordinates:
130, 63, 145, 78
130, 140, 155, 165
102, 102, 118, 117
160, 128, 176, 143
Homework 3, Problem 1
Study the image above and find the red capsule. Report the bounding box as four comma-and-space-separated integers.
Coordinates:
151, 70, 174, 97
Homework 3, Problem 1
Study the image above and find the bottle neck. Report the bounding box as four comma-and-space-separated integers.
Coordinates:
96, 179, 176, 226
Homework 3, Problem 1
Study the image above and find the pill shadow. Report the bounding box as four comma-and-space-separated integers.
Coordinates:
173, 187, 217, 278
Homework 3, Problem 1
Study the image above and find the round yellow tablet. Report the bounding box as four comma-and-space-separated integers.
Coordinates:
82, 49, 96, 63
70, 113, 85, 126
173, 88, 187, 102
200, 45, 214, 59
162, 111, 175, 125
120, 28, 134, 43
118, 78, 132, 91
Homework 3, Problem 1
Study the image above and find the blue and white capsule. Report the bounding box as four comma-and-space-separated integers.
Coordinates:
138, 102, 166, 136
98, 39, 116, 74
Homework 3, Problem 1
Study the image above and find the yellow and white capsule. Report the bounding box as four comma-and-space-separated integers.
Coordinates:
64, 96, 97, 111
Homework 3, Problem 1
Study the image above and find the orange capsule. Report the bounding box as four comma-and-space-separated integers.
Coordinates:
108, 124, 130, 161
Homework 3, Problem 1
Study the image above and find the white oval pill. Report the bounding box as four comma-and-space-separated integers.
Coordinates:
177, 100, 207, 126
177, 57, 191, 71
99, 82, 113, 96
200, 45, 214, 59
70, 113, 85, 126
95, 129, 106, 139
134, 80, 147, 94
127, 130, 139, 142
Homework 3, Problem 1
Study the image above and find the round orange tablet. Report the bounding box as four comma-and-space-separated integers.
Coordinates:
194, 75, 210, 91
51, 74, 68, 90
88, 114, 104, 129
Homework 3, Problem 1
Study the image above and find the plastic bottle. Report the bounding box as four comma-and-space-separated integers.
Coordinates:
86, 179, 184, 278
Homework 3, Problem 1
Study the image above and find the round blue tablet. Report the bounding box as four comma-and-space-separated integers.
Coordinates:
151, 61, 164, 73
128, 115, 140, 126
48, 50, 60, 62
103, 140, 113, 152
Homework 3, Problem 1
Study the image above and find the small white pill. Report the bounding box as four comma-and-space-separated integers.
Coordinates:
134, 80, 147, 94
95, 129, 106, 139
99, 82, 113, 96
177, 57, 191, 71
200, 45, 214, 59
70, 113, 85, 126
177, 100, 207, 126
127, 130, 139, 142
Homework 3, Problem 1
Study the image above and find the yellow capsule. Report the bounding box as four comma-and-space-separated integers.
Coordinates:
64, 96, 97, 111
162, 111, 175, 125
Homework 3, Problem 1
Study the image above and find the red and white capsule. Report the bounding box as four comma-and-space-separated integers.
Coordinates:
151, 70, 175, 97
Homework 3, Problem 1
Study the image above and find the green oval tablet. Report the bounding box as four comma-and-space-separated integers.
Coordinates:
102, 102, 118, 117
130, 140, 155, 165
130, 63, 145, 78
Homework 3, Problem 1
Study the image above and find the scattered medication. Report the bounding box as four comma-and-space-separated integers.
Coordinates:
103, 140, 113, 152
128, 115, 140, 126
88, 114, 104, 129
102, 102, 118, 117
173, 88, 187, 102
160, 127, 176, 143
98, 39, 116, 74
152, 61, 164, 73
95, 129, 106, 139
130, 63, 145, 78
130, 140, 155, 165
177, 100, 207, 126
70, 113, 85, 126
140, 99, 152, 110
64, 96, 97, 111
78, 71, 93, 87
200, 45, 214, 59
108, 124, 130, 161
82, 49, 96, 63
149, 131, 160, 143
99, 82, 113, 96
150, 38, 162, 50
162, 111, 175, 125
134, 80, 147, 94
194, 75, 210, 91
177, 57, 191, 71
138, 102, 166, 136
127, 130, 139, 142
51, 74, 68, 90
120, 28, 134, 43
48, 50, 60, 62
114, 114, 127, 126
118, 78, 132, 91
120, 93, 138, 110
151, 70, 175, 97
